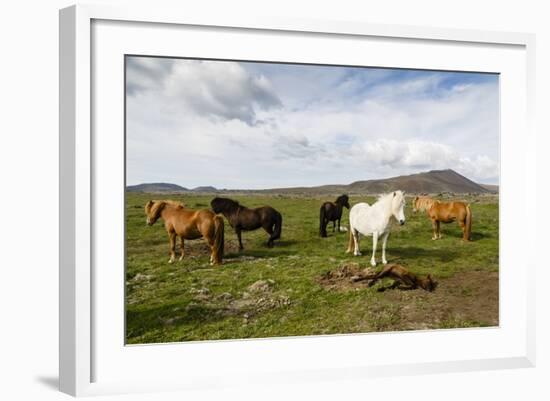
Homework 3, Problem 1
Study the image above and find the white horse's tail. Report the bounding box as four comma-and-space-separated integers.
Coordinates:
346, 223, 354, 253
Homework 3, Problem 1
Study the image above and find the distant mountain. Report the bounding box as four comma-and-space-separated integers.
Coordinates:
126, 170, 494, 195
479, 184, 499, 193
192, 186, 218, 193
126, 183, 188, 193
260, 169, 491, 195
347, 169, 491, 194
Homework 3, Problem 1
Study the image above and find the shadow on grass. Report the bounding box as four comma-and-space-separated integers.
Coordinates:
224, 248, 297, 259
470, 231, 493, 241
127, 302, 227, 339
390, 246, 460, 263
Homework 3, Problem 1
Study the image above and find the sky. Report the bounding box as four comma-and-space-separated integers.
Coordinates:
126, 56, 499, 189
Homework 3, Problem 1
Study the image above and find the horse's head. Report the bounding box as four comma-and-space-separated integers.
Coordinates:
337, 194, 350, 209
421, 274, 438, 292
210, 197, 238, 214
145, 200, 166, 226
392, 191, 406, 225
412, 196, 419, 213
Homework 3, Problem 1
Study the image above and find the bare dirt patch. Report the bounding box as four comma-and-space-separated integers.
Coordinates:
178, 279, 291, 326
390, 270, 499, 330
319, 265, 498, 330
318, 263, 377, 290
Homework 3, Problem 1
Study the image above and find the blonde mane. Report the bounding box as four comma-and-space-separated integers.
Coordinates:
413, 196, 436, 212
157, 199, 185, 208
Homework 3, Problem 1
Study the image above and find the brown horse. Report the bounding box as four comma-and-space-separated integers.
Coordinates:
366, 264, 437, 292
412, 196, 472, 241
210, 197, 282, 250
145, 200, 224, 265
319, 194, 350, 237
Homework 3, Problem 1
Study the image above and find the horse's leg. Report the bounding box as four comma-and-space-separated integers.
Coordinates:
204, 232, 216, 265
458, 218, 466, 240
168, 232, 177, 263
346, 226, 353, 253
431, 218, 438, 240
178, 236, 185, 261
370, 232, 378, 267
437, 221, 442, 239
332, 220, 336, 232
381, 232, 390, 265
353, 229, 362, 256
236, 227, 244, 251
263, 223, 274, 247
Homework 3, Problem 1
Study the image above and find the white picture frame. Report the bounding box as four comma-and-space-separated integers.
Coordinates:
59, 4, 536, 397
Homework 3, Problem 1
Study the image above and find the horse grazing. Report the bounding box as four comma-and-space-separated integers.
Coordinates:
145, 200, 224, 265
412, 196, 472, 241
346, 191, 406, 267
210, 197, 282, 250
319, 194, 350, 237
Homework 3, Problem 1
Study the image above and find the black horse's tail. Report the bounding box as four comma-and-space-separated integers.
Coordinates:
320, 205, 327, 237
272, 211, 282, 242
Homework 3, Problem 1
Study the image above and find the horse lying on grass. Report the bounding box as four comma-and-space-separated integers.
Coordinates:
364, 264, 437, 292
412, 196, 472, 241
210, 197, 282, 250
145, 200, 224, 265
319, 194, 350, 237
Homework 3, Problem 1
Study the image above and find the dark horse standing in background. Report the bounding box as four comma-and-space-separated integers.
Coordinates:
211, 197, 283, 250
320, 194, 350, 237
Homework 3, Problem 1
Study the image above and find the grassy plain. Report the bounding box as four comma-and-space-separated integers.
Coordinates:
126, 192, 499, 344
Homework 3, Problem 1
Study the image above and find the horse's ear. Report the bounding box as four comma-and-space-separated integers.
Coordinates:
393, 192, 396, 197
145, 200, 154, 212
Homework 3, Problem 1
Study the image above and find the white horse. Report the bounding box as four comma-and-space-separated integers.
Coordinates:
346, 191, 406, 267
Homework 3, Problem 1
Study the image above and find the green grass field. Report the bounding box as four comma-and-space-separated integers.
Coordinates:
126, 192, 499, 344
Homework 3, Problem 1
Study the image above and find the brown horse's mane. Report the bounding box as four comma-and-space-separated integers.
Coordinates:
211, 197, 241, 214
414, 196, 436, 212
145, 200, 186, 219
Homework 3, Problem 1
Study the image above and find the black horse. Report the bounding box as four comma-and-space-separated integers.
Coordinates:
319, 194, 350, 237
211, 197, 282, 250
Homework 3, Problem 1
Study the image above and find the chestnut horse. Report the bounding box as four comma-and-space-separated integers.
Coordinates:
145, 200, 224, 265
210, 197, 282, 250
412, 196, 472, 241
319, 194, 350, 237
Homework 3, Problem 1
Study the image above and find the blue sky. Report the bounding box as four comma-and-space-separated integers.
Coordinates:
126, 57, 499, 188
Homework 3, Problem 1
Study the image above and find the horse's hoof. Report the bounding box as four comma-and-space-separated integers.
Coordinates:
382, 260, 388, 265
370, 260, 377, 267
168, 259, 174, 264
354, 252, 362, 257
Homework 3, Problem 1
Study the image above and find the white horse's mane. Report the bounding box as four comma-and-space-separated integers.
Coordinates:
376, 191, 404, 203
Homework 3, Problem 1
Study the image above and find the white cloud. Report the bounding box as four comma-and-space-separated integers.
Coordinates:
360, 139, 498, 181
127, 58, 281, 125
126, 58, 500, 188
